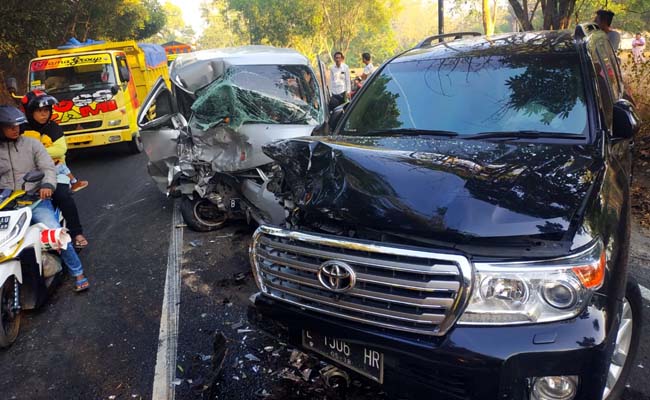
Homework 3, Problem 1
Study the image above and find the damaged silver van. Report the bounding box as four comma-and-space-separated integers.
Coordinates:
137, 46, 328, 230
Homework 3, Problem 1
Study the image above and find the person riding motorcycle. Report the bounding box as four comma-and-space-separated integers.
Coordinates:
21, 90, 89, 249
0, 105, 89, 292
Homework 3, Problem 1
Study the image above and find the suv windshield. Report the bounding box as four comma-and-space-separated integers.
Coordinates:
342, 53, 587, 137
191, 64, 323, 129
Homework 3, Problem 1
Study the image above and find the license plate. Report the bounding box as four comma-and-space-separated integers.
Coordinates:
66, 134, 93, 144
302, 330, 384, 383
0, 216, 9, 230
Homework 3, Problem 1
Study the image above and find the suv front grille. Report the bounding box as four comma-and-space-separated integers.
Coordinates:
250, 225, 473, 336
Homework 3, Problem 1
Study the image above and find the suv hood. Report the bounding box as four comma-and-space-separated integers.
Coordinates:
263, 136, 602, 239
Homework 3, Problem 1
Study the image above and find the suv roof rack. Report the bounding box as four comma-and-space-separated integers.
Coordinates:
575, 23, 601, 40
415, 32, 482, 49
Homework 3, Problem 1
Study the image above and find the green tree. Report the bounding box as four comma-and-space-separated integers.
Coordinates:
0, 0, 166, 95
157, 1, 196, 43
199, 0, 250, 49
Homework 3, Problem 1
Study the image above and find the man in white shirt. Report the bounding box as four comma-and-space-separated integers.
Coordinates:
329, 51, 351, 110
360, 52, 376, 83
595, 9, 620, 52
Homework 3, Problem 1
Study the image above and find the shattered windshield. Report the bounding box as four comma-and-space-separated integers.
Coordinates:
190, 64, 323, 130
29, 55, 117, 101
342, 53, 588, 137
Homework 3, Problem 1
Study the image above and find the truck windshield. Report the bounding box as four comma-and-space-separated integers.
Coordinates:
191, 64, 323, 129
29, 54, 117, 100
341, 53, 588, 137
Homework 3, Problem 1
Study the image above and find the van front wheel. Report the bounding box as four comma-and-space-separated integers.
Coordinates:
180, 197, 227, 232
127, 132, 144, 154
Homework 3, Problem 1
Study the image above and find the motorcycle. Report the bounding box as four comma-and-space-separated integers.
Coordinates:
137, 47, 330, 231
0, 171, 67, 348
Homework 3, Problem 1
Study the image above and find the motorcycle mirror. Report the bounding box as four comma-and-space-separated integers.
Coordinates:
23, 170, 45, 183
111, 85, 120, 95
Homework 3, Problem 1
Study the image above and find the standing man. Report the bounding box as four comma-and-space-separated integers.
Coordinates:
329, 51, 351, 111
360, 52, 376, 84
632, 33, 646, 64
594, 9, 620, 51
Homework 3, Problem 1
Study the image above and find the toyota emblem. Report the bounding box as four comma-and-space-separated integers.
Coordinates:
317, 260, 356, 292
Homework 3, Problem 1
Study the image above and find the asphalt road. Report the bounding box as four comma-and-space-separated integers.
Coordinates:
0, 148, 649, 400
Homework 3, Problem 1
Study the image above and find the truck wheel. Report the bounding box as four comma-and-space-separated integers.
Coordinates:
180, 197, 227, 232
0, 276, 21, 348
602, 278, 642, 399
127, 132, 144, 154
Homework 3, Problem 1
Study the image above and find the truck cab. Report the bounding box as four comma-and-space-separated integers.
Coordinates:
19, 40, 169, 153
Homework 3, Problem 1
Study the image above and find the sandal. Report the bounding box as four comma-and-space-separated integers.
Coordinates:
74, 235, 89, 249
74, 277, 90, 292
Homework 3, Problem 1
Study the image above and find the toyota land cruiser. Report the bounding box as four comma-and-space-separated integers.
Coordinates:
249, 25, 643, 400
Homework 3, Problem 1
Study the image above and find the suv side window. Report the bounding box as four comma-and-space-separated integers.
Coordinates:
590, 50, 613, 128
595, 41, 622, 100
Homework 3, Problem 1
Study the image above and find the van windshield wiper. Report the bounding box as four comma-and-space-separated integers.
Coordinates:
366, 128, 459, 137
465, 130, 584, 141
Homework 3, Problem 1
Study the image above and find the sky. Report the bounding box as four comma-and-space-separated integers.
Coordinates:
168, 0, 206, 37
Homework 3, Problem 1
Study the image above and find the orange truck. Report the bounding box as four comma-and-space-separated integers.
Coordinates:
10, 39, 170, 153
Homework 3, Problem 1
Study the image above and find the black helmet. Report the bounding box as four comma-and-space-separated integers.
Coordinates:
0, 105, 27, 126
21, 89, 58, 113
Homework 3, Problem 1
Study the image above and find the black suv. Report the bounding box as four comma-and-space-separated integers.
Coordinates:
249, 24, 642, 400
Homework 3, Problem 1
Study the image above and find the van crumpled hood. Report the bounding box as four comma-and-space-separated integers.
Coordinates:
263, 136, 603, 239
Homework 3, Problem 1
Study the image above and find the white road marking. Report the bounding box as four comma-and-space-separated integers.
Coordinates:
640, 284, 650, 302
152, 201, 183, 400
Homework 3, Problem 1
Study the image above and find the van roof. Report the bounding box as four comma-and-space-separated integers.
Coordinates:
173, 46, 309, 68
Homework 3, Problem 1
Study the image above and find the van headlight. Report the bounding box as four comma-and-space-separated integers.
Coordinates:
459, 240, 605, 325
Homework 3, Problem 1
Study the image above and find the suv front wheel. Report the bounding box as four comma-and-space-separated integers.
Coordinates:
603, 277, 642, 399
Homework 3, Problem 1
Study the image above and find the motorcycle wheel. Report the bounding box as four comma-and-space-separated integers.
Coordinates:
602, 277, 642, 399
0, 276, 21, 348
180, 197, 227, 232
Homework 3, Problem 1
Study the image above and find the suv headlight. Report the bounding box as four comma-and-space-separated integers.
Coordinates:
459, 240, 605, 325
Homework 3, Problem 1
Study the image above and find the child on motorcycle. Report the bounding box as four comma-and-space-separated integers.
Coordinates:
0, 105, 89, 291
21, 90, 89, 249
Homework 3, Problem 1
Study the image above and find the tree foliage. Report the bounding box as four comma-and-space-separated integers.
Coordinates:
157, 1, 196, 43
202, 0, 399, 64
0, 0, 166, 94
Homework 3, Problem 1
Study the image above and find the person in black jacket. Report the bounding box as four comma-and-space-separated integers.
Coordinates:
21, 90, 89, 249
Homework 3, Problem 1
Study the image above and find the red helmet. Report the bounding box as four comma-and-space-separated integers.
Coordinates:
21, 89, 58, 113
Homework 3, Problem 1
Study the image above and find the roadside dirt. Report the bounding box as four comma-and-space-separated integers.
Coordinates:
633, 124, 650, 228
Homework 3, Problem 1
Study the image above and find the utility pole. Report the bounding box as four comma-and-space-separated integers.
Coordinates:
438, 0, 444, 35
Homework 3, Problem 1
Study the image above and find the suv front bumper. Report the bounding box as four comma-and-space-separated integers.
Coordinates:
253, 293, 616, 400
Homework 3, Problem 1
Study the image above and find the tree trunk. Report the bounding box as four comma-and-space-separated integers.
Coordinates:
508, 0, 535, 31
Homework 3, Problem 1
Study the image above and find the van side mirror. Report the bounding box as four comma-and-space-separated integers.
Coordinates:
612, 99, 640, 140
329, 103, 348, 130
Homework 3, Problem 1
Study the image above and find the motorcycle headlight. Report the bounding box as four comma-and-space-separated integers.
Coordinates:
459, 240, 605, 325
0, 211, 29, 261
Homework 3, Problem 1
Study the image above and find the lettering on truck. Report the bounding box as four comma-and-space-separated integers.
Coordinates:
51, 89, 118, 124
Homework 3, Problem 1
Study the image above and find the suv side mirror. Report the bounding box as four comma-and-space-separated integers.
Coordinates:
612, 99, 640, 140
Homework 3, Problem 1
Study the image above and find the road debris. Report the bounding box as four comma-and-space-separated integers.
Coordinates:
245, 353, 261, 362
